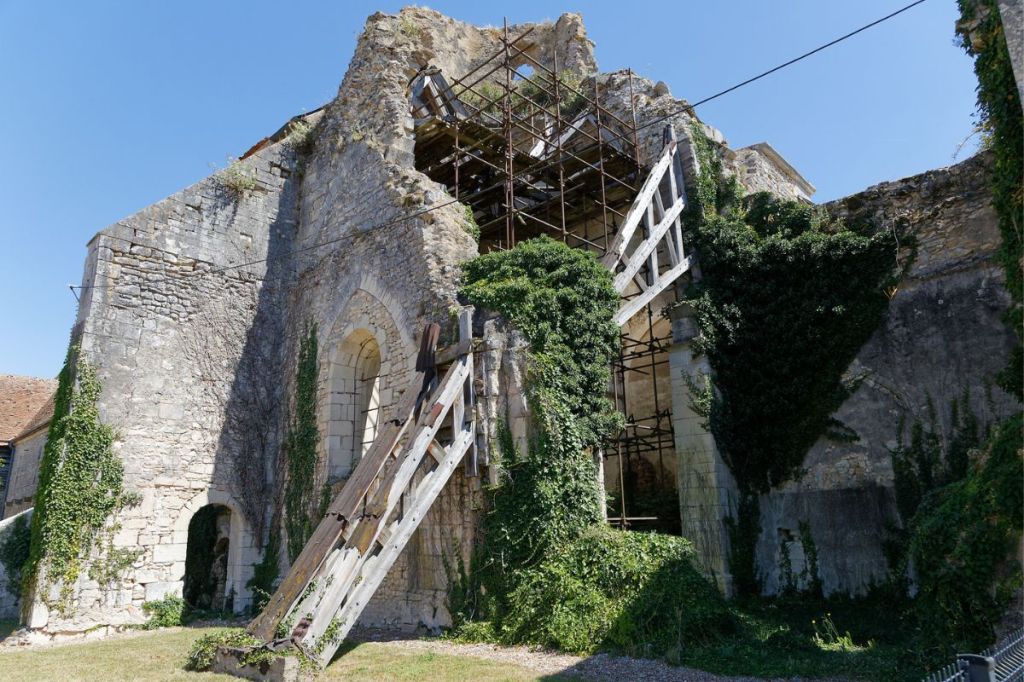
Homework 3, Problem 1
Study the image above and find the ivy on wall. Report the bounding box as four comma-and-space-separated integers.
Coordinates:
0, 515, 31, 598
460, 236, 622, 610
909, 414, 1022, 655
956, 0, 1023, 398
21, 346, 135, 613
684, 124, 900, 591
283, 324, 320, 563
454, 239, 732, 660
246, 530, 280, 613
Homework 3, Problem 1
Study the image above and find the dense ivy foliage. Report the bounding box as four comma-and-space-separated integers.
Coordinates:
283, 324, 320, 563
456, 237, 729, 661
22, 348, 131, 613
687, 188, 899, 494
460, 237, 621, 609
498, 526, 733, 657
909, 414, 1023, 655
684, 125, 899, 592
891, 395, 981, 525
956, 0, 1023, 398
0, 514, 31, 597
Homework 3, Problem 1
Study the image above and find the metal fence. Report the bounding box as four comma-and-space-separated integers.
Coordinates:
923, 628, 1024, 682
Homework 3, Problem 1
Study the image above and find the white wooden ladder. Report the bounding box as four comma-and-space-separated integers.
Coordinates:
247, 310, 476, 668
603, 125, 690, 326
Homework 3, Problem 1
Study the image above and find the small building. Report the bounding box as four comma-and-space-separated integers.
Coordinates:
0, 375, 57, 518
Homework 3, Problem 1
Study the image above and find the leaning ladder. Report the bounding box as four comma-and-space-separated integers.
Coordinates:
247, 310, 476, 668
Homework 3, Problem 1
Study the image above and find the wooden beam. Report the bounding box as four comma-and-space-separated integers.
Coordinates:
302, 426, 476, 667
613, 257, 691, 326
601, 143, 675, 269
611, 198, 685, 293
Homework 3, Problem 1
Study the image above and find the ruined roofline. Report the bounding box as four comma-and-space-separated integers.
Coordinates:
739, 141, 816, 199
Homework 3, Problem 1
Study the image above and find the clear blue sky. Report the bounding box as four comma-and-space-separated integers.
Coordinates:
0, 1, 979, 378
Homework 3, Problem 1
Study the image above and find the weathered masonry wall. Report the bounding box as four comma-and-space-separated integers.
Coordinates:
3, 426, 48, 517
756, 151, 1018, 596
269, 8, 553, 630
26, 140, 302, 631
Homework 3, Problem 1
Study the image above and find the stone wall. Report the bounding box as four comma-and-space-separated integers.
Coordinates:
755, 151, 1018, 596
2, 427, 47, 518
729, 143, 815, 203
25, 138, 301, 631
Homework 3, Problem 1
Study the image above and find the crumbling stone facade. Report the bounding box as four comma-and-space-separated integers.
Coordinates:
13, 7, 1017, 636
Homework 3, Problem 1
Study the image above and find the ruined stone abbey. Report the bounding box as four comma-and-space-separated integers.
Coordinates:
0, 7, 1017, 651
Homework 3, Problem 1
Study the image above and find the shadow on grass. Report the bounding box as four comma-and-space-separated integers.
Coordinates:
538, 593, 923, 681
0, 619, 17, 642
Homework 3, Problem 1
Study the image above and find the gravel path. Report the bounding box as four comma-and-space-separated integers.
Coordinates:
348, 628, 834, 682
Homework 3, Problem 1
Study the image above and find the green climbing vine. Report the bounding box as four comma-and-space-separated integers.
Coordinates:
459, 236, 622, 611
684, 123, 901, 591
455, 237, 733, 659
908, 414, 1023, 656
0, 514, 31, 598
21, 345, 135, 613
283, 323, 320, 563
956, 0, 1023, 398
246, 530, 280, 614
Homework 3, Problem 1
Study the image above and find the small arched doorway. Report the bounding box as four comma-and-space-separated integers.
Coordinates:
327, 329, 382, 480
183, 504, 233, 611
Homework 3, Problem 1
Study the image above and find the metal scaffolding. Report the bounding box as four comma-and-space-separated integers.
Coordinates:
411, 20, 681, 533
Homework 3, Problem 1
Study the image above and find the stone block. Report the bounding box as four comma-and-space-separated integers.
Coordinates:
152, 543, 186, 563
143, 581, 182, 602
211, 648, 306, 682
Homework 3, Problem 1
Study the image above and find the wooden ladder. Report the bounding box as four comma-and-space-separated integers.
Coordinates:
603, 125, 690, 325
247, 309, 476, 668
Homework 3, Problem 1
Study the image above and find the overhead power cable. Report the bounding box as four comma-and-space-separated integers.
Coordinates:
634, 0, 929, 134
70, 0, 928, 295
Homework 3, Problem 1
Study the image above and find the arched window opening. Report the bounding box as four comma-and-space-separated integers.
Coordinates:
183, 504, 232, 611
328, 330, 382, 480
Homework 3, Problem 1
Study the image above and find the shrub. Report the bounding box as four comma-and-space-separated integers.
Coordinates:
908, 414, 1023, 655
185, 628, 261, 671
500, 526, 733, 656
217, 158, 258, 199
141, 593, 185, 629
460, 237, 621, 610
285, 120, 314, 154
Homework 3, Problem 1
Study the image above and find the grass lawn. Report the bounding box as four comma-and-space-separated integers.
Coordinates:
0, 627, 558, 682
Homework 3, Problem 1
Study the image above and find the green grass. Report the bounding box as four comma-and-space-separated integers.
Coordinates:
0, 598, 927, 681
0, 626, 565, 682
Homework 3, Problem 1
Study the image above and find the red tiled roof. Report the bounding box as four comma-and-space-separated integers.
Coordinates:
0, 375, 58, 442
